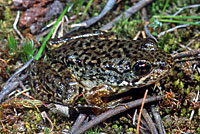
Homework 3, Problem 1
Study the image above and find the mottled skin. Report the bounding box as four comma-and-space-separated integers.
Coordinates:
29, 30, 174, 112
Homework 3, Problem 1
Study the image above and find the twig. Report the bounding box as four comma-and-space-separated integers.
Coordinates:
60, 16, 64, 38
157, 21, 200, 38
133, 31, 141, 40
142, 108, 158, 134
131, 111, 151, 134
172, 49, 200, 59
186, 39, 196, 47
172, 4, 200, 16
40, 20, 56, 33
141, 6, 158, 42
178, 43, 192, 51
137, 90, 148, 134
132, 109, 138, 125
13, 11, 24, 40
70, 23, 87, 28
151, 105, 166, 134
141, 7, 148, 22
144, 24, 158, 42
73, 95, 163, 134
0, 74, 27, 103
41, 111, 54, 131
70, 114, 87, 134
15, 89, 34, 100
0, 57, 35, 103
69, 0, 116, 32
141, 31, 146, 38
100, 0, 153, 30
189, 90, 199, 120
52, 19, 62, 39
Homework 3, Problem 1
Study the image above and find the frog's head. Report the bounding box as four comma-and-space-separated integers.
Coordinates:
130, 38, 174, 88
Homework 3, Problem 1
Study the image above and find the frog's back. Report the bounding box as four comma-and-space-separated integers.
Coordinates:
48, 38, 174, 88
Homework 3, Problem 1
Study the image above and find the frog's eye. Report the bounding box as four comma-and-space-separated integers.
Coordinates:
133, 61, 151, 75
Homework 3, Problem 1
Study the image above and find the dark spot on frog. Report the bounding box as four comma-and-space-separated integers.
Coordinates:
98, 45, 103, 49
105, 53, 111, 58
132, 50, 138, 54
108, 47, 112, 52
75, 59, 82, 67
102, 51, 107, 55
85, 42, 91, 47
88, 61, 95, 67
57, 65, 66, 72
112, 50, 118, 55
84, 56, 89, 61
73, 52, 78, 56
96, 58, 101, 67
118, 42, 123, 48
123, 47, 128, 53
111, 43, 118, 48
118, 60, 124, 65
116, 79, 122, 84
117, 54, 122, 58
90, 47, 96, 51
74, 67, 79, 72
95, 68, 101, 73
99, 76, 106, 81
85, 52, 92, 56
126, 53, 131, 58
78, 43, 83, 48
128, 43, 133, 48
66, 59, 75, 66
91, 56, 96, 60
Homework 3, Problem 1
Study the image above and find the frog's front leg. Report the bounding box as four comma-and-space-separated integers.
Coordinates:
83, 85, 132, 111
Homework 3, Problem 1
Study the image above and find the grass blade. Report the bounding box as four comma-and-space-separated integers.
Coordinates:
35, 4, 71, 60
158, 19, 200, 26
154, 15, 200, 20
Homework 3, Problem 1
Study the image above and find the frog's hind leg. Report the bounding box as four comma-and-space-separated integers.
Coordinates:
29, 61, 80, 108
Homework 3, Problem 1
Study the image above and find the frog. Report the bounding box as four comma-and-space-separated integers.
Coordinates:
29, 30, 175, 116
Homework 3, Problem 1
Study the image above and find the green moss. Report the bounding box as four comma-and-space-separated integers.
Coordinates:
185, 87, 191, 95
87, 128, 100, 134
195, 85, 199, 91
180, 108, 186, 116
112, 18, 143, 39
195, 43, 199, 49
194, 73, 200, 82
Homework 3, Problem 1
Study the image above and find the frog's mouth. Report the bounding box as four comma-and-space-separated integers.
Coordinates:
133, 67, 169, 88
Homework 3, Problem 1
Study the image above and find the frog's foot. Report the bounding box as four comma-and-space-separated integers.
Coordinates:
83, 85, 132, 112
46, 103, 79, 118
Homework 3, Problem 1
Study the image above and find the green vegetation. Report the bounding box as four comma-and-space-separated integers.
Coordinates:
112, 18, 143, 39
8, 34, 35, 62
87, 128, 101, 134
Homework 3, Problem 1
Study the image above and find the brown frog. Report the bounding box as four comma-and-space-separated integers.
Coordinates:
29, 30, 174, 116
